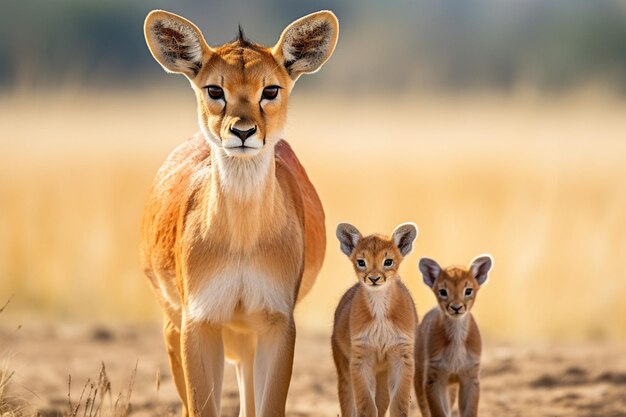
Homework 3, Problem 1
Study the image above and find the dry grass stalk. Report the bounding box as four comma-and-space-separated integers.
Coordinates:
1, 298, 27, 417
66, 363, 136, 417
0, 298, 11, 314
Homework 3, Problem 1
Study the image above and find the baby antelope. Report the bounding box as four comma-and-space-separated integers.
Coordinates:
414, 255, 493, 417
332, 222, 418, 417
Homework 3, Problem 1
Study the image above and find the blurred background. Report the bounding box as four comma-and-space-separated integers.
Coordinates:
2, 0, 626, 343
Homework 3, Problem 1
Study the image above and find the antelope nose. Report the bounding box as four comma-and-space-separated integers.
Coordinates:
369, 276, 381, 284
230, 125, 257, 141
451, 305, 462, 313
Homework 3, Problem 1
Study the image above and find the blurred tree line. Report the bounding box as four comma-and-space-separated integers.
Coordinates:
1, 0, 626, 93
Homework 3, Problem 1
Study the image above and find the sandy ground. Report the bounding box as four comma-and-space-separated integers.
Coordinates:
2, 324, 626, 417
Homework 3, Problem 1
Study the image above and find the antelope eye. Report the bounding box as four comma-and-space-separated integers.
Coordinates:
262, 86, 280, 100
383, 259, 393, 267
438, 289, 448, 298
465, 288, 473, 297
206, 85, 224, 100
356, 259, 366, 268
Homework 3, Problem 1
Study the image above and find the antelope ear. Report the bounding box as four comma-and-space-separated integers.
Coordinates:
272, 10, 339, 80
336, 223, 362, 257
419, 257, 442, 288
392, 223, 418, 257
144, 10, 212, 79
470, 254, 493, 286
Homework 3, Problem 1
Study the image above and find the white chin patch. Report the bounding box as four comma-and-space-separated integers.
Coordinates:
223, 146, 262, 157
222, 136, 263, 157
364, 283, 385, 291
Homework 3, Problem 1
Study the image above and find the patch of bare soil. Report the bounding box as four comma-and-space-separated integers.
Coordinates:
2, 324, 625, 417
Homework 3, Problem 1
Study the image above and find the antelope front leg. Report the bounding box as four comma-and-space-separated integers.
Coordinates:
458, 371, 480, 417
254, 312, 296, 417
163, 319, 190, 417
387, 343, 415, 417
181, 317, 224, 417
350, 344, 377, 417
223, 329, 257, 417
425, 365, 450, 417
414, 354, 430, 417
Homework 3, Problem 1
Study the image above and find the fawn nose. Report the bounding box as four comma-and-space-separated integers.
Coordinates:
450, 304, 463, 314
368, 276, 381, 284
230, 125, 257, 142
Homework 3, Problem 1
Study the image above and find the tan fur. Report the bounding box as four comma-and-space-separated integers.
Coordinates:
414, 255, 493, 417
332, 223, 418, 417
141, 10, 338, 417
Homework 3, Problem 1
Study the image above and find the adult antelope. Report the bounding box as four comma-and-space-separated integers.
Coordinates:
140, 9, 338, 417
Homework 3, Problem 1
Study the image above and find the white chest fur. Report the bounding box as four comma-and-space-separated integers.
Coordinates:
186, 261, 294, 324
441, 318, 471, 374
354, 288, 410, 358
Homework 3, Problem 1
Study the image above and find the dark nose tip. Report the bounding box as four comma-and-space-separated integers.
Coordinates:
369, 276, 381, 284
451, 305, 462, 313
230, 125, 257, 141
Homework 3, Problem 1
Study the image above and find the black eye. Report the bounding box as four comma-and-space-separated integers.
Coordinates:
383, 259, 393, 267
262, 86, 280, 100
356, 259, 366, 268
438, 289, 448, 298
206, 85, 224, 100
465, 288, 473, 297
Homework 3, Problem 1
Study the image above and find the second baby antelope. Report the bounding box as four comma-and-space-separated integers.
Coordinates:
332, 222, 418, 417
414, 255, 493, 417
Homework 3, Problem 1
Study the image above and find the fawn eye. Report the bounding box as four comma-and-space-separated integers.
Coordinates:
206, 85, 224, 100
465, 288, 473, 297
438, 289, 448, 298
262, 86, 280, 100
383, 259, 393, 267
356, 259, 366, 268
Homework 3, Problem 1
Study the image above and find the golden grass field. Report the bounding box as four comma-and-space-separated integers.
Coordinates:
1, 89, 626, 416
1, 89, 625, 340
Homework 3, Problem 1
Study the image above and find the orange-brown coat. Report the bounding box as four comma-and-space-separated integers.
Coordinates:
414, 255, 493, 417
332, 223, 418, 417
140, 9, 338, 417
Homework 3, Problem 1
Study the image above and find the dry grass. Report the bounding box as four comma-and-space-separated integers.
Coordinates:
0, 89, 625, 341
65, 364, 137, 417
0, 361, 18, 417
1, 298, 25, 417
2, 298, 170, 417
1, 350, 164, 417
1, 300, 12, 417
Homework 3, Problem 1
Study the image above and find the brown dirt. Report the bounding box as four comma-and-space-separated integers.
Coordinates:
2, 324, 626, 417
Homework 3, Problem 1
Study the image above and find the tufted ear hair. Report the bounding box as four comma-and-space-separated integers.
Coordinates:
391, 222, 418, 257
419, 257, 442, 288
470, 254, 493, 286
144, 10, 212, 79
336, 223, 362, 257
272, 10, 339, 80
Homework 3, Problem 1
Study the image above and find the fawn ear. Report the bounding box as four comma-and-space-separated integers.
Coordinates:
391, 223, 418, 257
419, 257, 441, 288
272, 10, 339, 80
336, 223, 362, 257
470, 254, 493, 286
144, 10, 212, 79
